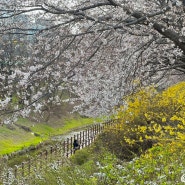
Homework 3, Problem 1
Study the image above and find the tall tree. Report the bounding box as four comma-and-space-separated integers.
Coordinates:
0, 0, 184, 121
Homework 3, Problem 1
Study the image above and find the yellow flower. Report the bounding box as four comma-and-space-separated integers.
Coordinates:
177, 132, 185, 140
177, 124, 184, 129
145, 135, 152, 139
124, 137, 135, 145
138, 126, 147, 133
139, 136, 143, 142
170, 115, 179, 121
153, 124, 162, 133
163, 125, 172, 130
169, 130, 175, 136
162, 117, 166, 122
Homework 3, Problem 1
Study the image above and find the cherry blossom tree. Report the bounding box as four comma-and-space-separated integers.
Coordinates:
0, 0, 185, 122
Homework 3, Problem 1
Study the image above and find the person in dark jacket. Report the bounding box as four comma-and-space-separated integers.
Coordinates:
73, 139, 80, 153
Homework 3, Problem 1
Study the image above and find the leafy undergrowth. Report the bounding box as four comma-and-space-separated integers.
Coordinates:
28, 140, 185, 185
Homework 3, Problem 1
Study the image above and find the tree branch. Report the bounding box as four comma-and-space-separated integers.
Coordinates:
153, 22, 185, 52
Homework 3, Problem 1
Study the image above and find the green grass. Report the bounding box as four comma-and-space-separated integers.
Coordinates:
0, 116, 103, 156
0, 125, 42, 155
56, 117, 102, 134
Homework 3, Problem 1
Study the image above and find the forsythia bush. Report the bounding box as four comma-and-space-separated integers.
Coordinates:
101, 82, 185, 159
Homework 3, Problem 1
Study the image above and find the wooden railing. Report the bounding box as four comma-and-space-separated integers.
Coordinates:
0, 120, 116, 184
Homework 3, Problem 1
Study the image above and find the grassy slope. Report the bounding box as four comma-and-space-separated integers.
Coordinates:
0, 116, 102, 156
0, 100, 104, 156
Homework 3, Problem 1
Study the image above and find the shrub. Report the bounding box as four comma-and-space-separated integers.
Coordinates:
70, 148, 90, 165
99, 82, 185, 160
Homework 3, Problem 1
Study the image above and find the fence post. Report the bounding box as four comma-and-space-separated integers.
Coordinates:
39, 152, 43, 170
86, 128, 89, 146
102, 124, 104, 131
6, 170, 9, 183
66, 138, 69, 158
50, 146, 53, 161
77, 134, 79, 144
94, 125, 96, 139
14, 166, 17, 179
54, 144, 58, 159
89, 127, 92, 144
96, 124, 98, 135
21, 162, 24, 177
98, 124, 101, 134
50, 146, 53, 154
61, 141, 65, 165
94, 125, 96, 140
91, 126, 94, 141
80, 132, 82, 148
63, 140, 66, 156
71, 136, 73, 155
45, 150, 48, 164
56, 145, 60, 166
89, 128, 92, 145
96, 124, 98, 134
82, 131, 85, 148
28, 158, 31, 177
85, 129, 88, 147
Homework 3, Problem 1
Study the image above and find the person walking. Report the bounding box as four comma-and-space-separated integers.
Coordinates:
73, 139, 80, 153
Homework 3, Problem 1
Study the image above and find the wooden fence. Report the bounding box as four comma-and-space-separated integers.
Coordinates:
0, 120, 116, 184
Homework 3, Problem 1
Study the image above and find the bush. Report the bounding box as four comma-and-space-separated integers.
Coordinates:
98, 82, 185, 160
71, 148, 90, 165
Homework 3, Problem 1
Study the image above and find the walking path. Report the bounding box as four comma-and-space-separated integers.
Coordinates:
1, 120, 115, 184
